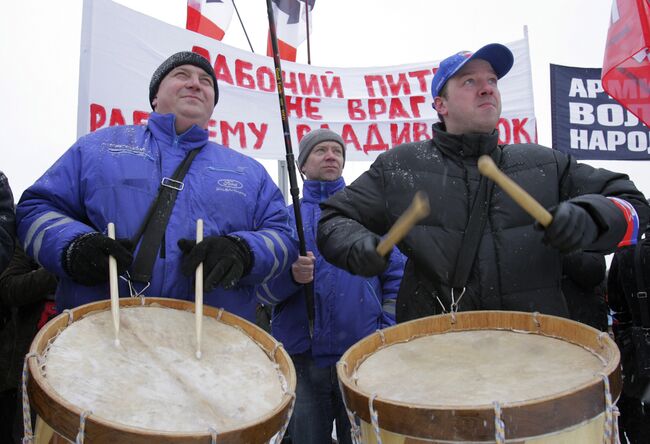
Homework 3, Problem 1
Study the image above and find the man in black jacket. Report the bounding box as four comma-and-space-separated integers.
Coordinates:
0, 171, 15, 274
318, 43, 649, 322
0, 246, 58, 443
608, 223, 650, 444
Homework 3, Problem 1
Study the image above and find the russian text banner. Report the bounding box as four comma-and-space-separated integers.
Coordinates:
550, 64, 650, 161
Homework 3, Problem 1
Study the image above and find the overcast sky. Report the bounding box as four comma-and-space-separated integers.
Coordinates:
2, 0, 647, 199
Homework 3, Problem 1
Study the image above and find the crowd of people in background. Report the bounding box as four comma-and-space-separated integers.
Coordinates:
1, 44, 649, 444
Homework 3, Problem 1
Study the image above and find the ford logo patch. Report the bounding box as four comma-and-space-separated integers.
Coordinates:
217, 179, 243, 189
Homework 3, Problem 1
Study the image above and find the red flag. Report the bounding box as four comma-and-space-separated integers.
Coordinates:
601, 0, 650, 127
186, 0, 234, 41
267, 0, 315, 62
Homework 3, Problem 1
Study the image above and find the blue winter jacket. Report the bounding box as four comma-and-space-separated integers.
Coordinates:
260, 178, 405, 367
16, 113, 297, 321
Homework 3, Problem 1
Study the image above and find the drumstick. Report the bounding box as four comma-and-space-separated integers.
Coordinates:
477, 155, 553, 228
195, 219, 204, 360
376, 191, 430, 257
107, 223, 120, 347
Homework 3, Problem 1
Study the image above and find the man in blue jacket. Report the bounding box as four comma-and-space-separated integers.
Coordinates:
16, 51, 297, 321
260, 129, 405, 444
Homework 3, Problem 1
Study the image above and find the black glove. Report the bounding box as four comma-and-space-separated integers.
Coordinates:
347, 234, 388, 277
63, 232, 133, 286
178, 235, 252, 291
538, 202, 599, 253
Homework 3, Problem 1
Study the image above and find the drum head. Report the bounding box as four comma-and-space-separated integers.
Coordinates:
27, 298, 296, 444
337, 311, 621, 442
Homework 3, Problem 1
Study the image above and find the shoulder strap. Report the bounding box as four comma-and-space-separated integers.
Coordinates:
450, 148, 501, 290
633, 240, 650, 328
130, 148, 201, 283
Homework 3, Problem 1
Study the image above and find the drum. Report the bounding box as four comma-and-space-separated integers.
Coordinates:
337, 311, 621, 443
25, 297, 296, 444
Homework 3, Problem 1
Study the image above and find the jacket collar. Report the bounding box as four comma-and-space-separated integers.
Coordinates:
302, 177, 346, 203
147, 112, 209, 151
432, 122, 499, 159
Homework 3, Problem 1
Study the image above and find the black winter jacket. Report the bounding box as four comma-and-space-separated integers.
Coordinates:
0, 171, 15, 274
608, 231, 650, 399
561, 251, 607, 331
318, 124, 650, 322
0, 246, 57, 391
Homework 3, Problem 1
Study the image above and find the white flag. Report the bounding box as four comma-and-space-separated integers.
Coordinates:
187, 0, 234, 41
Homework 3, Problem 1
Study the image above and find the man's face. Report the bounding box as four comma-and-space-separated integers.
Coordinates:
433, 58, 502, 135
152, 64, 215, 133
301, 141, 345, 181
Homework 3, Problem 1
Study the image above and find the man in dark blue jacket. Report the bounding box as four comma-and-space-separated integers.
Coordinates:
16, 51, 297, 321
262, 129, 405, 444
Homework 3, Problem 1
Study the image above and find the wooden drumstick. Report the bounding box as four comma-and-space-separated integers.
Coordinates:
376, 191, 430, 257
107, 223, 120, 347
195, 219, 204, 360
477, 155, 553, 228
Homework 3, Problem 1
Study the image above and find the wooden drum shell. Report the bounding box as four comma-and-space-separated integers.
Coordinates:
28, 297, 296, 444
337, 311, 621, 443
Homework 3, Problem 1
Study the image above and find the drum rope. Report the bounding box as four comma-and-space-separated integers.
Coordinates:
598, 331, 608, 348
344, 406, 361, 444
377, 329, 386, 345
492, 401, 505, 444
21, 352, 40, 444
337, 362, 362, 444
208, 427, 218, 443
532, 311, 541, 329
216, 308, 224, 322
434, 287, 466, 323
599, 373, 614, 444
63, 309, 74, 325
121, 272, 150, 298
435, 295, 447, 314
613, 405, 621, 444
368, 393, 382, 444
75, 410, 92, 444
273, 391, 295, 444
450, 287, 466, 315
271, 342, 284, 363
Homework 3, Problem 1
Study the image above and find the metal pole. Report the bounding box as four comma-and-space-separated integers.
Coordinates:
266, 0, 315, 333
231, 0, 255, 53
305, 0, 312, 65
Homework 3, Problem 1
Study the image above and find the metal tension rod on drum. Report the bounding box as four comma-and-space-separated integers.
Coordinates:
376, 191, 431, 256
477, 155, 553, 228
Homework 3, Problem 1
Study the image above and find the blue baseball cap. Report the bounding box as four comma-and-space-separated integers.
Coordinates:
430, 43, 514, 99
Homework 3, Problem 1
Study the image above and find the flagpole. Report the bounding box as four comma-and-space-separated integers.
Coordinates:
305, 0, 312, 65
266, 0, 315, 334
231, 0, 255, 53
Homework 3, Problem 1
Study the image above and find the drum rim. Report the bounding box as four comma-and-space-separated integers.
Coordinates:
337, 310, 621, 441
27, 297, 297, 444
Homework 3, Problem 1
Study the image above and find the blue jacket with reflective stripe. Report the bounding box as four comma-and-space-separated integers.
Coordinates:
261, 178, 404, 367
16, 113, 297, 321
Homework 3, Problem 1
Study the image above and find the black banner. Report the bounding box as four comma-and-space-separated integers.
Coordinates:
550, 64, 650, 161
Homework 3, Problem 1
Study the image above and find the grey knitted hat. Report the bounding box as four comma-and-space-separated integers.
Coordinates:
149, 51, 218, 110
297, 129, 346, 170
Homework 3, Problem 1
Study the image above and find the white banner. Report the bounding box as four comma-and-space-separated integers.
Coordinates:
79, 0, 537, 162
